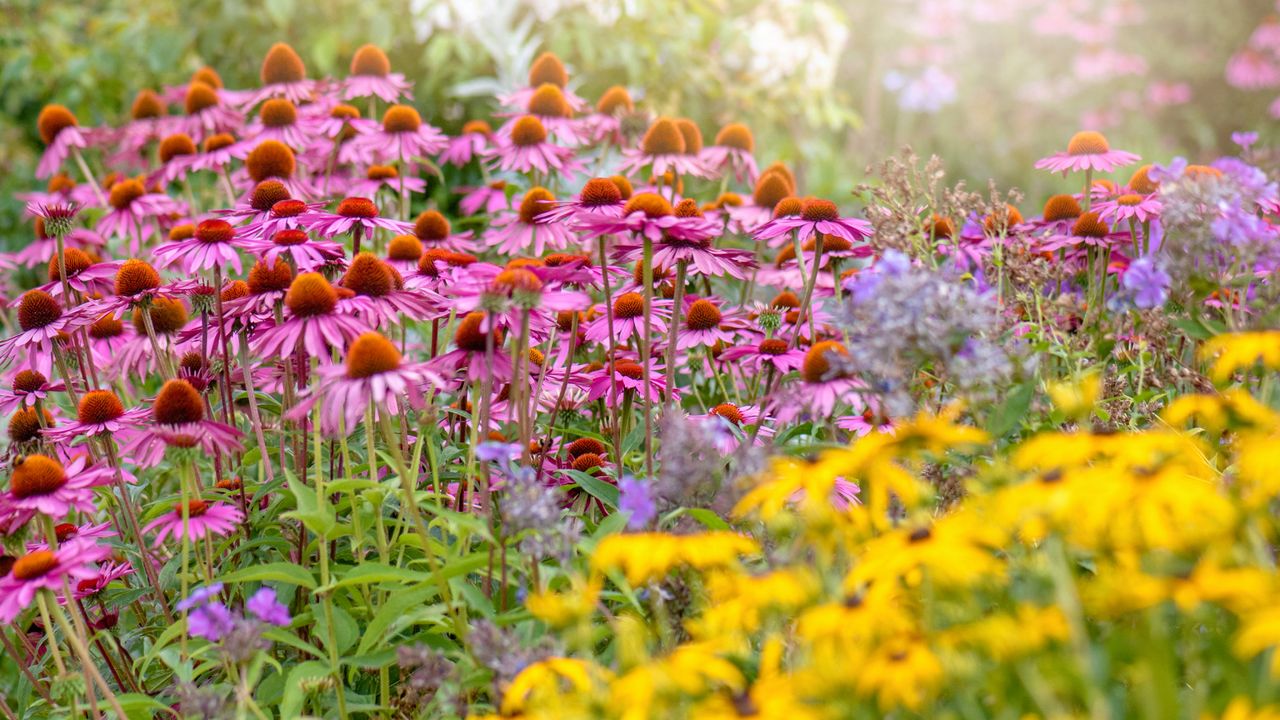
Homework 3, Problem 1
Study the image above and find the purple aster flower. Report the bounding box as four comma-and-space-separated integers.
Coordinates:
617, 476, 656, 529
246, 587, 291, 626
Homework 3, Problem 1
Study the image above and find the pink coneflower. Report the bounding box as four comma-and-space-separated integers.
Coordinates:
412, 210, 475, 253
243, 43, 317, 108
1227, 48, 1280, 90
458, 181, 512, 216
95, 178, 186, 253
347, 164, 426, 198
143, 499, 243, 546
579, 193, 715, 243
1035, 131, 1140, 175
26, 521, 116, 552
0, 539, 113, 622
292, 331, 443, 434
1094, 193, 1163, 223
775, 341, 862, 421
351, 105, 447, 165
337, 253, 440, 326
0, 290, 85, 374
253, 273, 370, 358
430, 311, 513, 384
149, 133, 201, 185
240, 228, 344, 272
499, 83, 588, 146
753, 198, 873, 245
242, 98, 321, 151
485, 115, 581, 176
77, 259, 198, 322
69, 560, 133, 600
727, 172, 798, 236
343, 44, 413, 103
238, 140, 314, 201
485, 188, 577, 256
307, 197, 413, 239
1, 454, 113, 520
244, 197, 329, 240
536, 177, 627, 225
122, 379, 243, 467
689, 403, 773, 452
43, 389, 150, 445
0, 370, 64, 416
718, 336, 805, 374
176, 82, 244, 140
497, 52, 590, 113
217, 179, 294, 225
440, 120, 493, 167
583, 292, 673, 346
582, 86, 633, 144
35, 105, 94, 180
700, 123, 759, 184
316, 103, 377, 146
12, 224, 103, 271
836, 408, 896, 437
153, 218, 245, 275
676, 298, 740, 349
585, 358, 671, 404
448, 267, 589, 336
1039, 212, 1127, 253
618, 118, 712, 179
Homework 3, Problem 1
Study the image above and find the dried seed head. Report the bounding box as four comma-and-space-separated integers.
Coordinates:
388, 234, 423, 261
518, 187, 556, 224
623, 192, 673, 218
248, 258, 294, 294
261, 42, 307, 85
259, 98, 298, 128
1042, 194, 1082, 222
131, 89, 166, 120
18, 290, 62, 331
184, 81, 219, 115
641, 118, 685, 156
802, 340, 850, 383
596, 86, 633, 115
152, 379, 205, 425
37, 105, 78, 145
342, 253, 394, 297
350, 43, 391, 77
528, 51, 568, 88
1066, 131, 1110, 156
414, 210, 451, 241
346, 332, 401, 378
714, 123, 754, 152
685, 299, 722, 330
78, 390, 125, 425
527, 84, 573, 119
285, 273, 338, 317
510, 115, 548, 147
250, 180, 291, 211
246, 141, 295, 182
108, 179, 146, 210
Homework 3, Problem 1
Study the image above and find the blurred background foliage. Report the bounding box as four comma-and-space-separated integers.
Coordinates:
0, 0, 1273, 248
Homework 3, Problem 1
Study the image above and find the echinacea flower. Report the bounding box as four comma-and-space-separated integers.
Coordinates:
1, 454, 114, 520
1094, 193, 1164, 224
241, 98, 320, 151
430, 311, 513, 384
1035, 131, 1140, 175
95, 178, 186, 253
153, 218, 245, 275
343, 44, 413, 103
347, 164, 426, 199
43, 389, 150, 445
242, 43, 317, 108
458, 181, 512, 217
143, 499, 243, 546
351, 105, 447, 165
440, 120, 493, 167
337, 253, 441, 326
536, 177, 627, 225
176, 81, 244, 140
677, 298, 741, 349
619, 118, 712, 179
292, 331, 444, 434
307, 197, 413, 240
701, 122, 759, 184
253, 272, 371, 359
122, 379, 244, 467
583, 292, 673, 346
0, 290, 85, 374
485, 115, 582, 176
485, 188, 578, 256
0, 538, 113, 622
35, 105, 93, 180
585, 358, 671, 404
497, 52, 590, 113
412, 210, 475, 253
753, 198, 873, 245
39, 247, 120, 300
718, 336, 806, 374
775, 341, 862, 421
0, 370, 64, 416
239, 228, 344, 272
726, 169, 798, 235
499, 83, 588, 146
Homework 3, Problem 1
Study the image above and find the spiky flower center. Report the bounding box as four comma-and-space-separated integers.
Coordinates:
286, 273, 338, 317
222, 280, 249, 302
773, 197, 804, 218
518, 187, 556, 225
261, 43, 306, 85
193, 67, 223, 89
382, 105, 421, 133
528, 52, 568, 88
1117, 194, 1145, 207
1042, 194, 1082, 222
802, 340, 849, 383
131, 90, 165, 120
492, 268, 544, 297
610, 175, 633, 200
675, 118, 703, 155
414, 210, 451, 241
367, 165, 398, 181
337, 197, 378, 218
346, 332, 401, 378
195, 219, 235, 245
614, 362, 644, 380
710, 403, 745, 425
108, 179, 145, 210
1072, 212, 1109, 238
12, 370, 47, 394
567, 437, 606, 458
623, 193, 673, 219
613, 292, 644, 319
47, 174, 76, 194
753, 173, 792, 211
1067, 131, 1110, 156
11, 455, 68, 498
246, 141, 296, 182
350, 44, 391, 77
48, 247, 92, 282
18, 290, 62, 331
153, 379, 205, 425
759, 338, 789, 355
38, 105, 78, 145
527, 84, 573, 118
270, 230, 306, 249
185, 82, 219, 114
9, 408, 51, 443
772, 291, 801, 309
249, 258, 294, 293
686, 300, 722, 330
78, 390, 125, 424
579, 178, 622, 207
1128, 165, 1158, 195
462, 119, 492, 135
90, 315, 124, 339
641, 119, 685, 156
342, 253, 394, 297
115, 259, 161, 296
176, 499, 210, 517
12, 551, 58, 581
260, 98, 298, 128
674, 199, 703, 218
545, 253, 587, 267
454, 312, 503, 351
133, 297, 188, 335
801, 199, 839, 222
510, 115, 548, 147
596, 86, 633, 115
247, 180, 288, 212
388, 234, 423, 261
714, 122, 754, 152
158, 134, 196, 163
572, 453, 604, 472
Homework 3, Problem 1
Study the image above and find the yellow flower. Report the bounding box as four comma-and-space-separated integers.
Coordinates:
845, 511, 1003, 590
1200, 331, 1280, 384
938, 604, 1069, 661
609, 643, 746, 720
689, 568, 820, 639
526, 577, 601, 628
591, 531, 758, 586
1172, 560, 1274, 614
1234, 429, 1280, 508
1163, 389, 1279, 434
1203, 698, 1280, 720
501, 657, 609, 716
1047, 372, 1101, 420
852, 635, 944, 711
1234, 605, 1280, 677
1079, 560, 1169, 618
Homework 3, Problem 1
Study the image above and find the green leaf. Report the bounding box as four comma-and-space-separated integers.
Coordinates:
313, 602, 359, 654
566, 469, 619, 509
219, 561, 317, 590
987, 381, 1035, 438
282, 474, 337, 539
115, 692, 171, 720
686, 508, 730, 530
281, 660, 331, 719
356, 585, 438, 654
320, 562, 433, 592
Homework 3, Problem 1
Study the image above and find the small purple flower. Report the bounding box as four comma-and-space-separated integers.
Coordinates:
1121, 257, 1171, 309
246, 588, 291, 626
1232, 131, 1259, 150
1148, 157, 1188, 184
188, 602, 236, 641
1212, 199, 1271, 246
178, 583, 224, 611
617, 476, 656, 530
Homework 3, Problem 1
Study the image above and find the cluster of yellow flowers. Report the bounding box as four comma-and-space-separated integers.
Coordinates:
480, 332, 1280, 720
